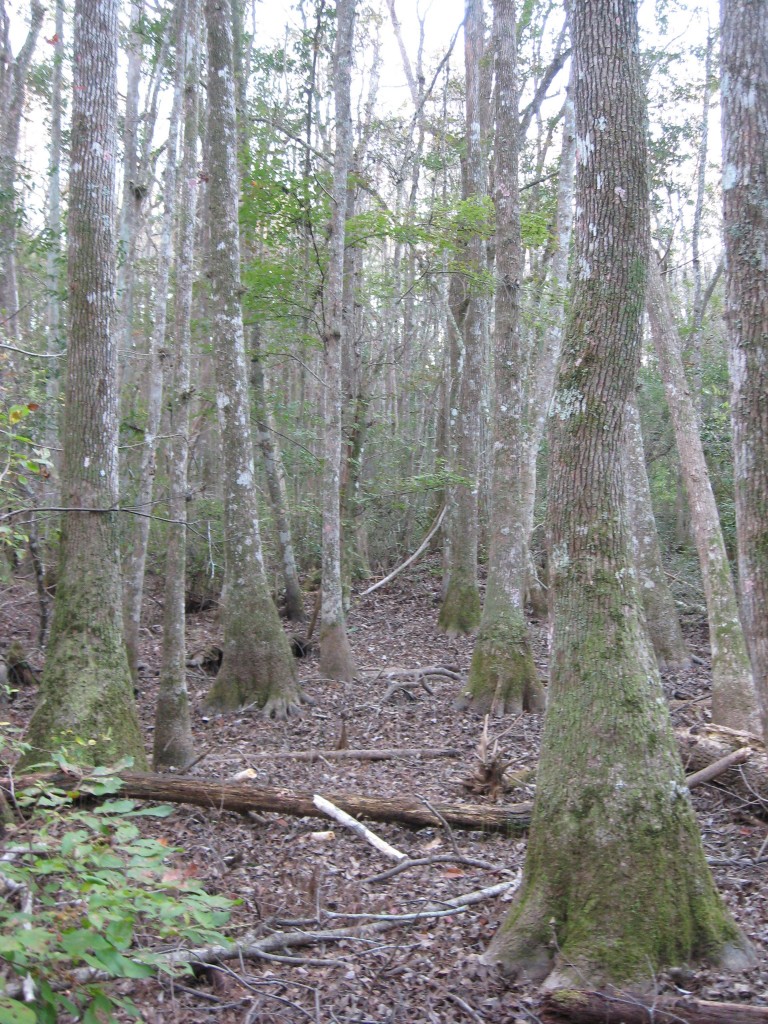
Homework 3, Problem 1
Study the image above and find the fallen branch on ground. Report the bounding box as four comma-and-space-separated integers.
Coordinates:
540, 988, 768, 1023
312, 794, 407, 861
0, 878, 518, 1000
246, 746, 462, 762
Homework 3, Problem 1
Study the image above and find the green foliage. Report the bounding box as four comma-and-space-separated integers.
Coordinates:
0, 402, 52, 558
0, 752, 235, 1023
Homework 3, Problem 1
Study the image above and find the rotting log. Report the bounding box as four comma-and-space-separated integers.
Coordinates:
27, 771, 534, 834
678, 724, 766, 806
540, 989, 768, 1024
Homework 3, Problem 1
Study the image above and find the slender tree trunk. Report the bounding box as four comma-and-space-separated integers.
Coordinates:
250, 329, 305, 623
319, 0, 357, 681
203, 0, 301, 717
483, 0, 746, 987
646, 255, 761, 734
42, 0, 65, 519
521, 80, 576, 616
623, 393, 689, 669
464, 0, 543, 715
153, 0, 200, 770
690, 31, 713, 407
722, 0, 768, 741
116, 0, 145, 384
123, 12, 185, 683
438, 0, 486, 635
21, 0, 146, 769
0, 0, 44, 344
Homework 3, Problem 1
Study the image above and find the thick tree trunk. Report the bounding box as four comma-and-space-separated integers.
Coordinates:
465, 0, 543, 714
646, 255, 761, 734
623, 393, 689, 669
438, 0, 486, 635
319, 0, 357, 680
203, 0, 301, 717
21, 0, 146, 769
722, 0, 768, 743
153, 0, 200, 770
483, 0, 747, 988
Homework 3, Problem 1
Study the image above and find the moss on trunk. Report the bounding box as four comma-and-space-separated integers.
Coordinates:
439, 571, 482, 635
463, 606, 545, 714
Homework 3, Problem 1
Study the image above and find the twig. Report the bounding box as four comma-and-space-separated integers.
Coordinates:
312, 794, 407, 862
417, 794, 462, 859
362, 854, 501, 885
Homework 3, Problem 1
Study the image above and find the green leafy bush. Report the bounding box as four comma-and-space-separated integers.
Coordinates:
0, 756, 235, 1023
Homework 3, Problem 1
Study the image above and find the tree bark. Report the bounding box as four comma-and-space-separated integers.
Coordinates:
153, 0, 201, 769
438, 0, 487, 635
203, 0, 301, 717
464, 0, 543, 714
722, 0, 768, 743
20, 0, 146, 769
646, 255, 761, 734
319, 0, 357, 680
123, 3, 185, 684
483, 0, 747, 988
0, 0, 44, 343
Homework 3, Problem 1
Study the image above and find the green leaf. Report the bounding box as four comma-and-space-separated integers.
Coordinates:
93, 949, 154, 979
0, 996, 38, 1023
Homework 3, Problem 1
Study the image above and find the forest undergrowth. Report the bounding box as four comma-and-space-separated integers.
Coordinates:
1, 556, 767, 1023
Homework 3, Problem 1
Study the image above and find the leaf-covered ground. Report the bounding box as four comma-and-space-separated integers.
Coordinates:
2, 557, 768, 1022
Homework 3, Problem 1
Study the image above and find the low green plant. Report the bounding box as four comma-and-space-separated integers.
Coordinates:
0, 753, 236, 1023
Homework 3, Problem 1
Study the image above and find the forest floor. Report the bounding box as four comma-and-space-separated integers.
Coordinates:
2, 556, 768, 1023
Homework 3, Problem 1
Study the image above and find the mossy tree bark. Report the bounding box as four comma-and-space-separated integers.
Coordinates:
465, 0, 543, 715
153, 0, 200, 769
438, 0, 486, 636
483, 0, 747, 987
623, 393, 689, 670
319, 0, 358, 681
203, 0, 301, 718
21, 0, 146, 770
647, 255, 761, 734
722, 0, 768, 742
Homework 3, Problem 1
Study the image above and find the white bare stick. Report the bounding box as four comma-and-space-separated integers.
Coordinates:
312, 794, 407, 862
359, 505, 446, 597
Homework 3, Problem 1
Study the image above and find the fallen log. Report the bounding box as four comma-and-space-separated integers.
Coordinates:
540, 989, 768, 1024
678, 724, 767, 807
247, 746, 462, 762
36, 770, 534, 834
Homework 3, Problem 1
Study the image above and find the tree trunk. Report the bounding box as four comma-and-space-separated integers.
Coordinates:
153, 0, 200, 770
646, 255, 761, 734
521, 80, 576, 616
203, 0, 301, 718
0, 0, 44, 344
465, 0, 543, 714
722, 0, 768, 743
123, 7, 184, 683
250, 329, 305, 622
438, 0, 486, 635
21, 0, 146, 770
483, 0, 747, 988
319, 0, 357, 680
623, 393, 689, 669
